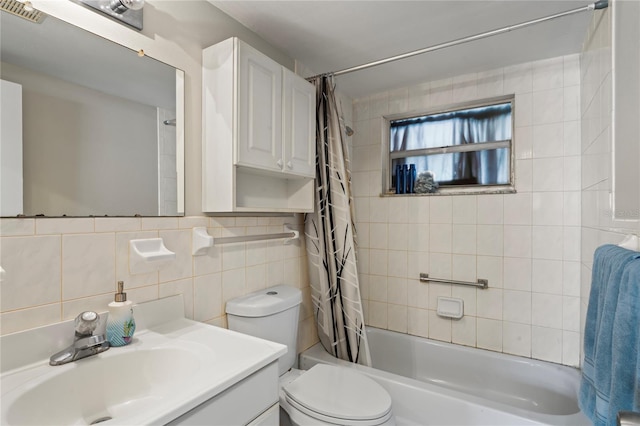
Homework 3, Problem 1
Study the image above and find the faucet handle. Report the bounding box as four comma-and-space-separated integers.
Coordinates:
75, 311, 99, 336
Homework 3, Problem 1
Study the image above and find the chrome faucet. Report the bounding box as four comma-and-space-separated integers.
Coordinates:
49, 311, 110, 366
618, 411, 640, 426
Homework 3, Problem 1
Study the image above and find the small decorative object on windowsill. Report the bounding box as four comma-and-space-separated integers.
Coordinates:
414, 171, 439, 194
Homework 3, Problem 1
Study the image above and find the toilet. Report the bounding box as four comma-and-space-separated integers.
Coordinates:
226, 285, 395, 426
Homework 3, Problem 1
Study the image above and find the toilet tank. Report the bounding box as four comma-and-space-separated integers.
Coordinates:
226, 285, 302, 375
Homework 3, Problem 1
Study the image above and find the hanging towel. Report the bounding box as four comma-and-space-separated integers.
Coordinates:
579, 244, 640, 425
608, 259, 640, 422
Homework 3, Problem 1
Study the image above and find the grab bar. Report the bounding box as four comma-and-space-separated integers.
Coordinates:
419, 273, 488, 289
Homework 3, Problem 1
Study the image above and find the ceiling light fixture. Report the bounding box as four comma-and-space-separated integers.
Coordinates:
74, 0, 144, 31
107, 0, 144, 14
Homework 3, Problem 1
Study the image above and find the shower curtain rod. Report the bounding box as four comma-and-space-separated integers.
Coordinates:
308, 0, 608, 80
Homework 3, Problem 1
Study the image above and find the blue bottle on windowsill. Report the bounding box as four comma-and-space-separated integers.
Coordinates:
408, 164, 416, 193
395, 164, 404, 194
402, 165, 409, 193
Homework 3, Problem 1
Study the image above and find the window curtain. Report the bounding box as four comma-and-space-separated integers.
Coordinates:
304, 76, 371, 366
390, 105, 511, 185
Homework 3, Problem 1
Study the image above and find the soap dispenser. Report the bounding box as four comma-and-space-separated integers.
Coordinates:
106, 281, 136, 346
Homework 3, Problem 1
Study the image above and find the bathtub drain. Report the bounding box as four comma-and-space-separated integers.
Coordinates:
90, 417, 113, 424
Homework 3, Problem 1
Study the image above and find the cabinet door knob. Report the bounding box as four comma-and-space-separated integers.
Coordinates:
276, 159, 283, 168
287, 161, 293, 169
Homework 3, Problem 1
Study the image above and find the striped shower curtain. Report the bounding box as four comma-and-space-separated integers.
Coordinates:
304, 76, 371, 366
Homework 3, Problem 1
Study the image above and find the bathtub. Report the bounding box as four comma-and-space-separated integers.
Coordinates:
299, 327, 589, 426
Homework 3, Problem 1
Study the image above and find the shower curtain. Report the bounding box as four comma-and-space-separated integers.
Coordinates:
305, 75, 371, 366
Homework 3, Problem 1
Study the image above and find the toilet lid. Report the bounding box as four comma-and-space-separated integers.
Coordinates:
283, 364, 392, 422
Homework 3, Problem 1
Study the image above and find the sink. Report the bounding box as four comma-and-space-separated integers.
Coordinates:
4, 348, 201, 425
0, 295, 287, 425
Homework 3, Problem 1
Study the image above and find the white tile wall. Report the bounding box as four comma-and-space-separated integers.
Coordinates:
353, 54, 582, 366
0, 215, 317, 354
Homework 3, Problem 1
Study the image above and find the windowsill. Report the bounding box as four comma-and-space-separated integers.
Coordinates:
380, 185, 516, 197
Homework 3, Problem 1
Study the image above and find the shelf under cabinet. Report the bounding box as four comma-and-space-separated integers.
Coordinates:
235, 167, 314, 213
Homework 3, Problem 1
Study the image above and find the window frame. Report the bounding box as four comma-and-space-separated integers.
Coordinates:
382, 95, 516, 196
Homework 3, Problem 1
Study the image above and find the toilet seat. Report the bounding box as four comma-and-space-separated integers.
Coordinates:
283, 364, 393, 426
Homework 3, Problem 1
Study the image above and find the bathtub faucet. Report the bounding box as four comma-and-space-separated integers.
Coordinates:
49, 311, 110, 366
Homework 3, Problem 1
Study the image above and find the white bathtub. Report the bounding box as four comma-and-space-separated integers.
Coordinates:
299, 327, 589, 426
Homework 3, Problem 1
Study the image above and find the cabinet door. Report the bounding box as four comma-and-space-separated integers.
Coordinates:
283, 70, 315, 178
237, 42, 283, 172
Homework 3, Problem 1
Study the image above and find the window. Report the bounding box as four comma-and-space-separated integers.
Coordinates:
386, 96, 514, 195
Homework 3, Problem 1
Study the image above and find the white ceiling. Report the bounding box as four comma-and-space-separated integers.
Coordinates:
209, 0, 595, 99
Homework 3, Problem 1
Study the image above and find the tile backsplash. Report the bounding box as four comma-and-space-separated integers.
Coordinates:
350, 54, 582, 366
0, 215, 318, 353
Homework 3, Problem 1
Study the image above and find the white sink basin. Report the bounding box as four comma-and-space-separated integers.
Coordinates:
0, 296, 286, 425
4, 348, 201, 425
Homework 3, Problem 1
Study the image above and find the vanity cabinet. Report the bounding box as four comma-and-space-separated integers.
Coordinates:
167, 362, 279, 426
203, 37, 315, 213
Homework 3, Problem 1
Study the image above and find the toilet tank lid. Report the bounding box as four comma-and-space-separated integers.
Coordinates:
225, 285, 302, 317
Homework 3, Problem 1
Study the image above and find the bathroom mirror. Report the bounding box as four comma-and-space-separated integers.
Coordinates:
0, 9, 184, 217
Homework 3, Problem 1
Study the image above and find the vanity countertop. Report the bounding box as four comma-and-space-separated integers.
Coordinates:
0, 295, 286, 425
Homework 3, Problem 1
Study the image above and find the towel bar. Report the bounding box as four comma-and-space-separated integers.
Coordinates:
213, 230, 298, 245
192, 225, 299, 255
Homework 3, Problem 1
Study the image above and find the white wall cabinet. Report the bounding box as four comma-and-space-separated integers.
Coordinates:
236, 44, 283, 172
283, 71, 315, 177
203, 37, 315, 213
